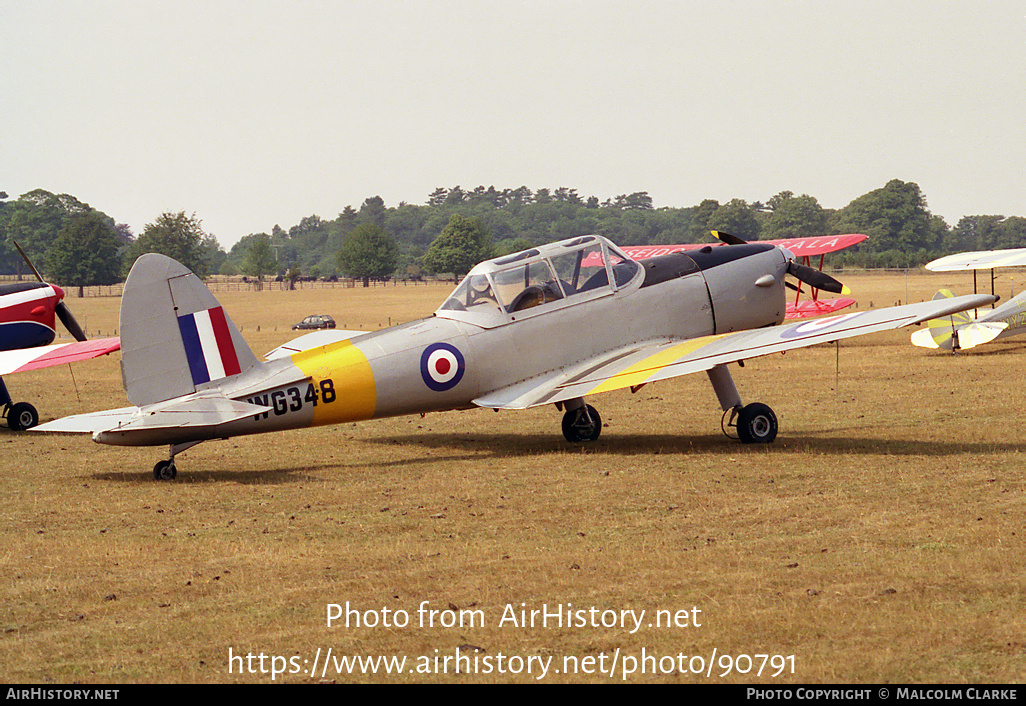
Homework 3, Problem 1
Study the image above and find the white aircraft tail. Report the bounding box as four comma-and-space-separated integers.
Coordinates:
911, 289, 1006, 350
120, 254, 259, 406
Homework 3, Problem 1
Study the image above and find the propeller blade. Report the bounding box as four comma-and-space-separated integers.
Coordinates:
55, 301, 88, 341
12, 240, 45, 282
787, 261, 851, 295
710, 230, 747, 245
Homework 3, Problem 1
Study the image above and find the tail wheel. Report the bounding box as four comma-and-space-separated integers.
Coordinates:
736, 403, 777, 444
7, 402, 39, 431
562, 404, 602, 442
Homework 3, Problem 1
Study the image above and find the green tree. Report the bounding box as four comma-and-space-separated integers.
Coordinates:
358, 196, 387, 228
337, 223, 399, 287
762, 192, 828, 240
45, 211, 122, 290
1, 190, 93, 275
422, 214, 494, 280
241, 233, 276, 278
830, 180, 935, 258
131, 211, 209, 275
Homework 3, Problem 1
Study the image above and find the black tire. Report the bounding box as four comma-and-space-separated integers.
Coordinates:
7, 402, 39, 431
153, 460, 177, 480
737, 403, 777, 444
562, 404, 602, 443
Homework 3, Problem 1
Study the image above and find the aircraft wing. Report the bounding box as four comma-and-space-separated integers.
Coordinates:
785, 297, 857, 319
925, 248, 1026, 271
474, 293, 995, 410
0, 337, 120, 376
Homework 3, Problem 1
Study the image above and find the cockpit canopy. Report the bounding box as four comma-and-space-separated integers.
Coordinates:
436, 235, 642, 327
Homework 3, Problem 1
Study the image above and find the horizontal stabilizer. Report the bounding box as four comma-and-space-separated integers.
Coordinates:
34, 394, 271, 437
33, 406, 138, 434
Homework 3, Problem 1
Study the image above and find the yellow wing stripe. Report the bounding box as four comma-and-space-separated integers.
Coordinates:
586, 335, 728, 395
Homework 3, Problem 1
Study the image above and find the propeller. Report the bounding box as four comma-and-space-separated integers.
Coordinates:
12, 240, 89, 342
786, 260, 850, 295
711, 229, 747, 246
710, 230, 850, 295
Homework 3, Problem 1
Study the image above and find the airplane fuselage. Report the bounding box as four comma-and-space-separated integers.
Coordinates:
0, 282, 61, 351
95, 242, 789, 448
975, 290, 1026, 341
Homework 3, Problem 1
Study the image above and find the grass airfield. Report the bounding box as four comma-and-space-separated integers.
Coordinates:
1, 271, 1023, 683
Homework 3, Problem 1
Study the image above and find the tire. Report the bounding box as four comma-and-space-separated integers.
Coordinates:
7, 402, 39, 431
737, 403, 777, 444
562, 404, 602, 443
153, 460, 177, 480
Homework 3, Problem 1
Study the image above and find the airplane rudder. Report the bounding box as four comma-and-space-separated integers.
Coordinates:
120, 253, 257, 405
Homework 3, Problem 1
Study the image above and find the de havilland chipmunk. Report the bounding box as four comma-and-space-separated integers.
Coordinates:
32, 233, 994, 480
912, 247, 1026, 352
0, 242, 120, 430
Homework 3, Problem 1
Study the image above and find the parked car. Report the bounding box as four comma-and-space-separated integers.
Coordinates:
292, 314, 336, 330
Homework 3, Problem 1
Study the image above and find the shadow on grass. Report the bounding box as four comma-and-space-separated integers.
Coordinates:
72, 429, 1026, 483
85, 466, 326, 485
365, 430, 1026, 459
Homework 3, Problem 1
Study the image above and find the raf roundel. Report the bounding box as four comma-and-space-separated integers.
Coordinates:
420, 342, 465, 392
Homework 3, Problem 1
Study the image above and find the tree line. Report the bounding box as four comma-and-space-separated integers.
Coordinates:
3, 180, 1026, 287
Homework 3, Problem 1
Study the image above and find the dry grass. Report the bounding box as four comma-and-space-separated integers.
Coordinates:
1, 271, 1023, 683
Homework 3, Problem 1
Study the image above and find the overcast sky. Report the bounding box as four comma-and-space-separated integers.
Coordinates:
4, 1, 1025, 248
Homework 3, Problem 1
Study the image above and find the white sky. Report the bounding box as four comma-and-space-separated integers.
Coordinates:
3, 0, 1025, 248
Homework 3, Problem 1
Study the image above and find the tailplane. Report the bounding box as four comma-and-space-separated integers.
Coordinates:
120, 254, 258, 406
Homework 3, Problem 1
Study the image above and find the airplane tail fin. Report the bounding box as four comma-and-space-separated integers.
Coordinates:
911, 289, 1005, 350
120, 254, 258, 406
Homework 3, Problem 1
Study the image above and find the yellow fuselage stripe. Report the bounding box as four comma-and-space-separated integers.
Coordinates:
291, 341, 377, 425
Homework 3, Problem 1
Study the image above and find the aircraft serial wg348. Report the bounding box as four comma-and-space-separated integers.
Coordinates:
35, 234, 994, 479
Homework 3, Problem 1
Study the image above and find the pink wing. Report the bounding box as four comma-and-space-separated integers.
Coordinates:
621, 234, 867, 260
785, 298, 857, 320
0, 338, 120, 375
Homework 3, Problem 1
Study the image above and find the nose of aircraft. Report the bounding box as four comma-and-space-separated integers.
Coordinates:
52, 284, 65, 300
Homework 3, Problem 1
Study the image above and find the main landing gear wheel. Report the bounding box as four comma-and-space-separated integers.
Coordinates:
153, 460, 177, 480
735, 402, 778, 444
6, 402, 39, 431
562, 404, 602, 443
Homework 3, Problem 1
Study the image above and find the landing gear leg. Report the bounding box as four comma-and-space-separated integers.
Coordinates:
707, 364, 778, 444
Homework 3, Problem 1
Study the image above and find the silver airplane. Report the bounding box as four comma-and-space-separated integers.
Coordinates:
33, 234, 994, 479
